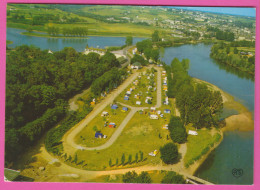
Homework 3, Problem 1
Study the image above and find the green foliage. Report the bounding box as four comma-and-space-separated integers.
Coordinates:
121, 153, 125, 165
136, 171, 152, 183
122, 171, 152, 183
140, 151, 143, 161
135, 153, 138, 163
210, 43, 255, 75
165, 58, 223, 128
128, 154, 132, 164
152, 30, 160, 42
136, 39, 152, 53
168, 116, 187, 143
130, 54, 147, 66
160, 143, 179, 164
125, 36, 133, 46
161, 171, 186, 184
109, 158, 112, 167
45, 109, 92, 154
122, 171, 138, 183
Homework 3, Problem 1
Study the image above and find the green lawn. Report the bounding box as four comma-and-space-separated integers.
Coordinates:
184, 126, 221, 168
64, 110, 173, 171
75, 104, 130, 147
115, 69, 157, 107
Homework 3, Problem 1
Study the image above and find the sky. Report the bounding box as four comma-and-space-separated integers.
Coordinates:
173, 7, 256, 17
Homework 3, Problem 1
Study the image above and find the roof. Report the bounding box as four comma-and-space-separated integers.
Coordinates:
4, 168, 20, 181
132, 62, 142, 66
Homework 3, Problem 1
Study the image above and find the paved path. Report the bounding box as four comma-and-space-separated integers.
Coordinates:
63, 71, 139, 152
156, 68, 162, 108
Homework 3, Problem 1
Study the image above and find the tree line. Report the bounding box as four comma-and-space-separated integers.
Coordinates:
5, 45, 123, 164
165, 58, 223, 128
207, 26, 235, 41
47, 26, 88, 37
210, 42, 255, 75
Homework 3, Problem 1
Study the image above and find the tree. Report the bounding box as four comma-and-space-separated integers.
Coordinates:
135, 153, 138, 163
128, 154, 132, 164
116, 158, 119, 166
234, 47, 238, 54
93, 125, 98, 132
125, 36, 133, 46
168, 116, 187, 143
121, 153, 125, 165
160, 143, 179, 164
73, 153, 78, 163
122, 171, 138, 183
136, 171, 152, 183
109, 158, 112, 167
152, 30, 160, 42
151, 49, 160, 62
140, 151, 143, 161
161, 171, 186, 184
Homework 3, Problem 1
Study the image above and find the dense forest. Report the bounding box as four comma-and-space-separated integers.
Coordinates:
5, 45, 125, 164
210, 41, 255, 75
165, 58, 223, 128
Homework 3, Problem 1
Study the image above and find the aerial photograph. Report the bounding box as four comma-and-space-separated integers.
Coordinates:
4, 4, 255, 185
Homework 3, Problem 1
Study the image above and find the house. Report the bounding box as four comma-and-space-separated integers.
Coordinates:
109, 123, 116, 128
131, 62, 142, 69
164, 109, 171, 113
122, 107, 128, 112
136, 101, 141, 105
124, 96, 130, 100
150, 114, 159, 119
95, 132, 103, 138
48, 49, 53, 54
4, 168, 20, 182
101, 111, 109, 116
111, 104, 118, 109
188, 130, 198, 136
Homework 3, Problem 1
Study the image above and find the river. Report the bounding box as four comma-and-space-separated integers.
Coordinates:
161, 44, 254, 185
7, 28, 145, 52
7, 28, 254, 184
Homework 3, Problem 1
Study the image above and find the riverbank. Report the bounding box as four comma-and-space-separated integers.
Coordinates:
189, 78, 254, 175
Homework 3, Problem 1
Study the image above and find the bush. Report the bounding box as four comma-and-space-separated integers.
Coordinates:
160, 143, 179, 164
161, 171, 186, 184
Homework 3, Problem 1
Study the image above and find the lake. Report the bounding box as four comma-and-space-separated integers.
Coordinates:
7, 28, 255, 184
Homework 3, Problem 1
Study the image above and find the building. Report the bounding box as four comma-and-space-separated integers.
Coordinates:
101, 111, 109, 116
131, 62, 142, 69
136, 101, 141, 105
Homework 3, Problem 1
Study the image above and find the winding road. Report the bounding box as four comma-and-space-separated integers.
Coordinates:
63, 67, 162, 152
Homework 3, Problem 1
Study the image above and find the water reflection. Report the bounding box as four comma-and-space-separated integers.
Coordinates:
212, 59, 254, 81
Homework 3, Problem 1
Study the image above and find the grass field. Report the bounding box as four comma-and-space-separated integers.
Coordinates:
74, 104, 130, 147
65, 110, 173, 171
115, 69, 157, 107
88, 170, 168, 183
184, 125, 221, 168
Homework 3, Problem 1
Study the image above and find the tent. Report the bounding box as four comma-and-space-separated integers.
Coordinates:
111, 104, 118, 109
122, 107, 128, 112
109, 123, 116, 128
124, 96, 129, 100
95, 132, 103, 138
164, 109, 171, 113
